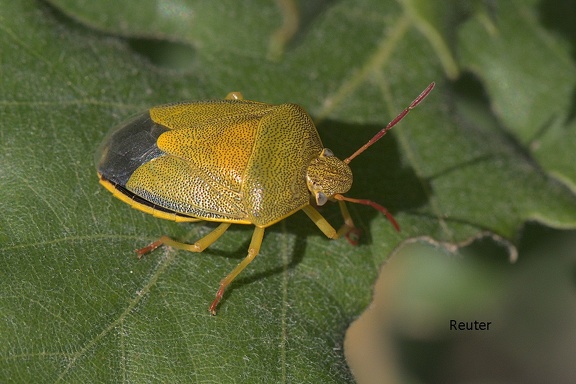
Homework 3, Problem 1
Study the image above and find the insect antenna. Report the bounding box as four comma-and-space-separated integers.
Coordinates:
337, 82, 435, 232
344, 82, 435, 164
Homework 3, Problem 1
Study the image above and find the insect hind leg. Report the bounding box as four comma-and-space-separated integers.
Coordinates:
136, 222, 232, 257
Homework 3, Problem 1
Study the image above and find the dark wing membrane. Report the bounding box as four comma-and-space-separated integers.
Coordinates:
96, 113, 167, 187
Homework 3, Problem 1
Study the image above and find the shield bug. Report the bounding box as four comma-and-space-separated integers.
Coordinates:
96, 82, 435, 314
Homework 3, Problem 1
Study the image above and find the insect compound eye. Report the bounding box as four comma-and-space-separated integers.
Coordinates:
321, 148, 334, 157
315, 191, 328, 206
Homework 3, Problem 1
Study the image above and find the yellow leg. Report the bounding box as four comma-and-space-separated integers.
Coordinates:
302, 203, 359, 240
135, 222, 232, 257
335, 201, 356, 237
209, 226, 265, 315
302, 205, 337, 238
337, 201, 361, 245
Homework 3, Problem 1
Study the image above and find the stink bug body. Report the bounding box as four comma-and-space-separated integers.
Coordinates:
96, 83, 434, 314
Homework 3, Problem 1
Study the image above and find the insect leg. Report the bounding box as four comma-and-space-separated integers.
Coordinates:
135, 222, 232, 257
336, 201, 361, 245
302, 205, 338, 239
302, 204, 361, 244
209, 226, 265, 315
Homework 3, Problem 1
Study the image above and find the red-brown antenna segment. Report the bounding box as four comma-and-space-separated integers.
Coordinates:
344, 82, 435, 164
338, 82, 435, 232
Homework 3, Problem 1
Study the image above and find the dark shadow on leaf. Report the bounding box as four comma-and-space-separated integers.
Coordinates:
451, 71, 554, 175
285, 0, 339, 48
538, 0, 576, 61
128, 39, 197, 71
171, 221, 308, 299
572, 261, 576, 291
565, 86, 576, 125
221, 224, 308, 299
451, 70, 490, 106
317, 119, 430, 217
41, 0, 198, 72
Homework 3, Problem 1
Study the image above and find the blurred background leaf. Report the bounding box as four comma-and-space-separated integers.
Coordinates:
0, 0, 575, 382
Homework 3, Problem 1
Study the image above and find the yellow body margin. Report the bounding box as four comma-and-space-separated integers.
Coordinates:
98, 174, 200, 223
98, 174, 255, 225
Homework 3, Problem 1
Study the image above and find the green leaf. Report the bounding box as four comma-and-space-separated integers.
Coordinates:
458, 0, 576, 190
1, 0, 575, 382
